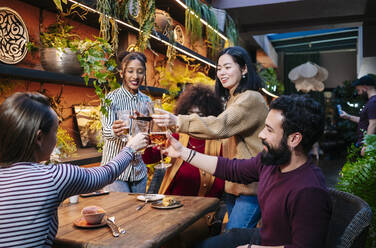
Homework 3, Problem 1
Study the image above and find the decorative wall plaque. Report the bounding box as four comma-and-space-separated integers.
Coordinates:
0, 7, 29, 64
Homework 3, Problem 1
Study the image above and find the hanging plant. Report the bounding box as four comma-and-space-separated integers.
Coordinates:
95, 0, 155, 52
135, 0, 155, 52
201, 3, 220, 57
185, 0, 203, 45
73, 37, 120, 115
225, 14, 238, 46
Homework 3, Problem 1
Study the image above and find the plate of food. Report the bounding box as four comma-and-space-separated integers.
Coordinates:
151, 197, 183, 209
137, 194, 165, 202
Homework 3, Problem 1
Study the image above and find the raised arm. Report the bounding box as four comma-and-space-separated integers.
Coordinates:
162, 134, 260, 184
153, 91, 267, 140
339, 110, 360, 123
54, 133, 149, 200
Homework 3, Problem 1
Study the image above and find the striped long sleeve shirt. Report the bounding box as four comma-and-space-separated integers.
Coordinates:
0, 147, 134, 247
101, 86, 151, 182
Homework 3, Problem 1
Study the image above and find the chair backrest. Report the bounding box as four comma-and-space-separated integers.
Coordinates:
325, 188, 372, 248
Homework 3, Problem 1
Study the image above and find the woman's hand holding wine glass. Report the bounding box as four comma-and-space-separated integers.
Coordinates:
114, 110, 132, 142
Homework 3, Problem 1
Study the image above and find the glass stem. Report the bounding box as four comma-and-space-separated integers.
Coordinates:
160, 149, 164, 167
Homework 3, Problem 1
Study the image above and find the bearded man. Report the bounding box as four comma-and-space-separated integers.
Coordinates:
340, 74, 376, 156
162, 94, 332, 248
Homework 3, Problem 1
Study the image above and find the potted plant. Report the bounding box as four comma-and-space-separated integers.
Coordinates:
40, 20, 83, 75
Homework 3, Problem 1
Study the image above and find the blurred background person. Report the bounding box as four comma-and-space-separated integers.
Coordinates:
339, 74, 376, 156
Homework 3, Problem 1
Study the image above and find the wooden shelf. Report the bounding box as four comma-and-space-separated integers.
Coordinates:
0, 63, 169, 96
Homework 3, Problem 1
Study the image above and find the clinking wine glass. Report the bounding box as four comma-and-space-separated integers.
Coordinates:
116, 110, 132, 142
150, 100, 171, 169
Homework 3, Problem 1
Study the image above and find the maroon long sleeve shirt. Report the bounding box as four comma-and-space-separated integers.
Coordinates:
214, 153, 332, 248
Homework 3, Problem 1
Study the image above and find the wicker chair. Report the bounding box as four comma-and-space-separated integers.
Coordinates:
325, 188, 372, 248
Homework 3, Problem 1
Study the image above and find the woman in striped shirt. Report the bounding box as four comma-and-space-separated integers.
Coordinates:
101, 52, 152, 193
0, 92, 148, 247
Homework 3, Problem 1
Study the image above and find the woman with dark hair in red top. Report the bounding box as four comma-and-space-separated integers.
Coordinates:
143, 84, 225, 197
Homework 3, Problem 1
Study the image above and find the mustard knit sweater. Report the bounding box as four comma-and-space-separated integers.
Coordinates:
177, 90, 268, 160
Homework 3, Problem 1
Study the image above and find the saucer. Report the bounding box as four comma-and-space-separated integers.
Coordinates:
137, 194, 164, 202
73, 216, 107, 228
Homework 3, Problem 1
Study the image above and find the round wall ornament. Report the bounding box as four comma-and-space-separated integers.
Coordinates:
0, 7, 29, 64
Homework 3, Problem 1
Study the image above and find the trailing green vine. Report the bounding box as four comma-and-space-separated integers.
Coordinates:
73, 37, 120, 115
135, 0, 155, 52
225, 14, 238, 46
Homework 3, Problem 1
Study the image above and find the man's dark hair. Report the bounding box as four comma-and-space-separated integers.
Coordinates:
215, 46, 263, 100
174, 84, 224, 117
269, 94, 324, 154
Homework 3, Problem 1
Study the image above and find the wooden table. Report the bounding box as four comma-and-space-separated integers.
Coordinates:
54, 192, 219, 248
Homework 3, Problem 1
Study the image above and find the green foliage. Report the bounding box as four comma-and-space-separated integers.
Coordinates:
56, 126, 77, 159
185, 0, 221, 54
185, 0, 203, 44
336, 134, 376, 247
96, 0, 155, 51
73, 37, 120, 115
258, 66, 284, 95
135, 0, 155, 52
40, 22, 79, 49
201, 3, 220, 57
225, 14, 238, 46
155, 54, 214, 98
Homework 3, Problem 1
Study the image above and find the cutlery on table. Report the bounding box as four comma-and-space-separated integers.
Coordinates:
136, 198, 149, 211
108, 216, 126, 234
106, 216, 120, 237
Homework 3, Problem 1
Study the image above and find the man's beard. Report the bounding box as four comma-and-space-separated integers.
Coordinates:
261, 136, 291, 166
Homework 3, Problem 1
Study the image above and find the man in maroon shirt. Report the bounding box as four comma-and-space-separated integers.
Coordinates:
162, 95, 332, 248
340, 74, 376, 156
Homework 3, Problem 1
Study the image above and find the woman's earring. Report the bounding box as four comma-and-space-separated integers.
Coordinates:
242, 74, 246, 79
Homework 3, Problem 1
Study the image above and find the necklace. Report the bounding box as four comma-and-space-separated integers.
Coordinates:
188, 139, 205, 150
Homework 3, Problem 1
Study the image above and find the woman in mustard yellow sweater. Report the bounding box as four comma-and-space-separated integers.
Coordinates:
153, 46, 268, 230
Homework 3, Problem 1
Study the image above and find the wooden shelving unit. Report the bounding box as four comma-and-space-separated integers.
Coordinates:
0, 64, 169, 96
18, 0, 216, 69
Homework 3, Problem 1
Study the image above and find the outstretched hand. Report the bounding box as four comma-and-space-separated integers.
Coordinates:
152, 109, 178, 128
161, 132, 185, 158
339, 110, 348, 119
126, 133, 149, 152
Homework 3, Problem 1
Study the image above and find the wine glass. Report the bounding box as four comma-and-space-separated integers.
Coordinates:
150, 100, 171, 169
116, 110, 132, 142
